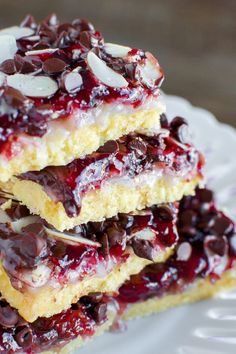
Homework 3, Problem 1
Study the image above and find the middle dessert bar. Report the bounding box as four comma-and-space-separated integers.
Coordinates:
3, 116, 204, 230
0, 198, 178, 322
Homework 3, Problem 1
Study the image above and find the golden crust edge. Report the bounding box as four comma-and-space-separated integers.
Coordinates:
0, 247, 173, 322
0, 107, 163, 182
44, 268, 236, 353
9, 176, 201, 231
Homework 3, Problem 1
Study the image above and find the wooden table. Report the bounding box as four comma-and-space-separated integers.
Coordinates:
0, 0, 235, 127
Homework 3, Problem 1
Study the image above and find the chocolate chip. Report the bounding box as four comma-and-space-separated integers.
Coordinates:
170, 117, 188, 130
128, 137, 147, 157
119, 214, 134, 229
179, 210, 197, 227
43, 58, 67, 75
179, 226, 197, 238
0, 59, 17, 74
20, 15, 37, 29
90, 221, 105, 233
15, 326, 33, 348
5, 203, 30, 220
155, 205, 174, 221
170, 116, 190, 144
44, 13, 59, 27
91, 302, 107, 323
106, 225, 126, 247
57, 23, 74, 34
72, 18, 95, 32
206, 236, 227, 257
0, 304, 19, 328
55, 30, 71, 48
98, 233, 109, 255
4, 87, 29, 110
132, 239, 154, 261
197, 214, 215, 231
213, 217, 233, 235
198, 189, 213, 204
160, 113, 169, 129
32, 42, 50, 50
79, 31, 93, 48
97, 140, 119, 154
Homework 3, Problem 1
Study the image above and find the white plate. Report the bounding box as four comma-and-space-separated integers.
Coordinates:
78, 95, 236, 354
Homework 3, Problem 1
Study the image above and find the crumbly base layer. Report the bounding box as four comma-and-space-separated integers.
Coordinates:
8, 176, 201, 231
45, 268, 236, 354
123, 268, 236, 320
43, 311, 116, 354
0, 103, 164, 182
0, 247, 173, 322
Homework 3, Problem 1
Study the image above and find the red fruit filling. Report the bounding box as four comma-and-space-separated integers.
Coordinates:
0, 15, 164, 157
0, 293, 112, 353
0, 199, 178, 291
118, 188, 236, 303
20, 116, 204, 217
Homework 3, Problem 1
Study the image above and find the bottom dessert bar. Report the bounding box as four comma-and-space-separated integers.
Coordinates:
0, 198, 178, 322
0, 188, 235, 354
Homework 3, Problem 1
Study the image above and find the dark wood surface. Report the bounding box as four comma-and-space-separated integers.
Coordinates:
0, 0, 235, 127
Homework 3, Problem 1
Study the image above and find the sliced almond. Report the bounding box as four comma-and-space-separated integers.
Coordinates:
25, 48, 59, 56
137, 52, 162, 88
104, 43, 131, 58
7, 73, 58, 98
132, 227, 156, 241
44, 226, 101, 247
177, 242, 192, 261
0, 35, 17, 64
0, 26, 34, 40
64, 72, 83, 93
87, 51, 128, 88
11, 216, 40, 233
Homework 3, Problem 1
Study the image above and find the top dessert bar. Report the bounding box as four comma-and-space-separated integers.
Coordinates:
0, 14, 165, 182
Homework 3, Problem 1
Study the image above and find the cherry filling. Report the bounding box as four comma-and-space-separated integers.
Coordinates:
117, 188, 236, 303
0, 199, 178, 291
20, 116, 203, 218
0, 15, 164, 157
0, 293, 112, 353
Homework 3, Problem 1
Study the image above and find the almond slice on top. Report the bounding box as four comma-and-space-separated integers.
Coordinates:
7, 73, 58, 98
87, 51, 128, 88
0, 26, 34, 40
44, 226, 101, 247
104, 43, 131, 58
0, 35, 18, 64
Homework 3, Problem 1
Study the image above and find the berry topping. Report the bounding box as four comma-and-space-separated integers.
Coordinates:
118, 188, 236, 303
0, 15, 164, 155
0, 198, 178, 290
20, 117, 202, 218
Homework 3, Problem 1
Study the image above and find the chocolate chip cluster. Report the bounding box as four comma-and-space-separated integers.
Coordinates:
0, 14, 164, 147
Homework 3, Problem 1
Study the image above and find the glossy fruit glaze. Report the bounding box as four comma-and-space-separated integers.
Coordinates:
0, 15, 164, 156
20, 116, 204, 218
0, 293, 111, 353
118, 188, 236, 303
0, 198, 178, 290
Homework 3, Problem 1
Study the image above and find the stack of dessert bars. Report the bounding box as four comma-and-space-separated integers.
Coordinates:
0, 14, 234, 354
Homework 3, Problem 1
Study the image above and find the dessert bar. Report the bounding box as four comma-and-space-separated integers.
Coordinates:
0, 198, 178, 322
4, 116, 204, 230
0, 14, 165, 182
0, 189, 235, 354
